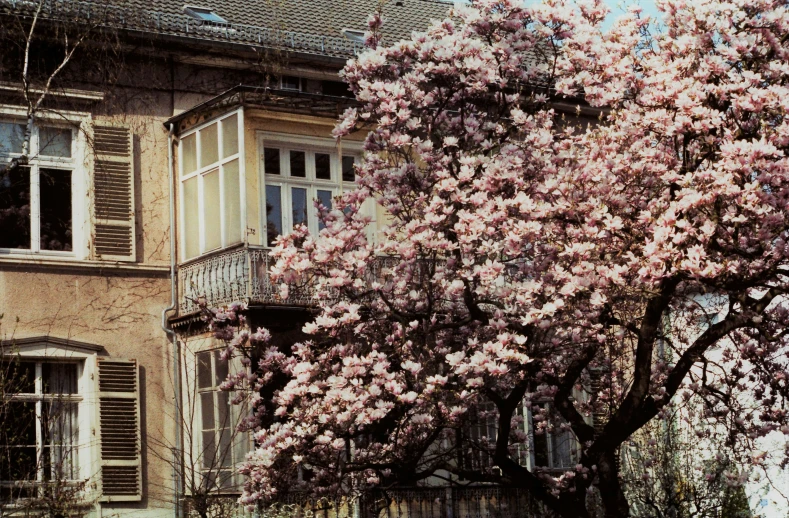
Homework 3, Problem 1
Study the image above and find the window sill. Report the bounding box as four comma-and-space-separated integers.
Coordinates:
0, 256, 171, 275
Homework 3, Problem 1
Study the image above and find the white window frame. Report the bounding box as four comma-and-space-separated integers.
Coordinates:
463, 398, 586, 474
182, 338, 250, 496
178, 108, 246, 261
257, 132, 363, 247
0, 106, 90, 259
523, 402, 581, 471
0, 341, 100, 506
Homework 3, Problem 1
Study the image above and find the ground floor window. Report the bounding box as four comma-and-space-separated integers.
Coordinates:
462, 400, 580, 474
0, 361, 81, 499
196, 350, 247, 491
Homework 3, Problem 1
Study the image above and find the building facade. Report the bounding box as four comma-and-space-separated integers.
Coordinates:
0, 0, 457, 516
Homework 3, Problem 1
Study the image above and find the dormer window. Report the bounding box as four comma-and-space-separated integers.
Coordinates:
341, 29, 366, 44
279, 76, 302, 92
183, 6, 227, 23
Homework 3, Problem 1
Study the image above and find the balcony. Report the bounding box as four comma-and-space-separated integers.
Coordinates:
177, 245, 401, 315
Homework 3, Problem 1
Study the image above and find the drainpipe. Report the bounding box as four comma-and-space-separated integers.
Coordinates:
161, 122, 182, 518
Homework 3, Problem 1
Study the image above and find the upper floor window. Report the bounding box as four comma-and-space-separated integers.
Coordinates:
279, 76, 302, 92
260, 133, 359, 247
321, 81, 354, 98
0, 121, 77, 253
180, 110, 244, 261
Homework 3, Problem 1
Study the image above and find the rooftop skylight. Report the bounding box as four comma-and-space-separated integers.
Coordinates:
341, 29, 366, 44
183, 6, 227, 23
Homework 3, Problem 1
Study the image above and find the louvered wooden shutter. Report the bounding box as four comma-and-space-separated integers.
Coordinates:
97, 358, 142, 502
93, 124, 136, 261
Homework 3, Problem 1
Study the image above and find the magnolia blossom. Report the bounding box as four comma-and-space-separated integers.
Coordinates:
209, 0, 789, 516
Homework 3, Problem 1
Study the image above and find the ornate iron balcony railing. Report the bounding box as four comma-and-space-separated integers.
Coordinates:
177, 245, 404, 315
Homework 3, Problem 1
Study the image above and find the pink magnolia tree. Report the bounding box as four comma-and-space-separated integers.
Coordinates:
209, 0, 789, 515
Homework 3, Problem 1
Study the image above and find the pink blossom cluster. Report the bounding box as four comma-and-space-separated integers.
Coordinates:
211, 0, 789, 515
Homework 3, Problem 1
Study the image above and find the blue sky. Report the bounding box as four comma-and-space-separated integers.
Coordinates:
600, 0, 660, 30
519, 0, 662, 30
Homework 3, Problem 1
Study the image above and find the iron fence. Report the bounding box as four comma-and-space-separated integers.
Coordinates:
277, 487, 550, 518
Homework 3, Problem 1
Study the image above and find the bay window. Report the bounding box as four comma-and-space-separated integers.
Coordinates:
260, 133, 359, 246
0, 121, 77, 254
180, 111, 244, 261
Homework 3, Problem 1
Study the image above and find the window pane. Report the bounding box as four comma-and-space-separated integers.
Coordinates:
197, 351, 212, 389
265, 185, 282, 246
203, 169, 221, 251
264, 148, 280, 175
218, 469, 234, 489
43, 363, 78, 394
0, 402, 37, 480
200, 392, 215, 431
201, 430, 216, 469
2, 361, 36, 393
0, 401, 37, 480
552, 428, 575, 468
39, 168, 72, 251
217, 393, 230, 428
290, 150, 305, 177
281, 76, 300, 91
214, 350, 229, 387
342, 156, 355, 182
183, 176, 199, 259
219, 428, 232, 467
42, 401, 79, 481
200, 123, 219, 168
0, 122, 25, 154
221, 114, 238, 158
0, 166, 31, 249
182, 133, 197, 175
39, 127, 72, 158
291, 187, 307, 227
3, 402, 36, 446
317, 190, 332, 231
223, 159, 242, 245
533, 428, 548, 467
315, 153, 331, 180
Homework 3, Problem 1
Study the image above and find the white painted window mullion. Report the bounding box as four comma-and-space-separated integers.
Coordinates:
34, 362, 44, 486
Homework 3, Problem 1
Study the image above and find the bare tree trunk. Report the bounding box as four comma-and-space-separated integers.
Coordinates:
598, 450, 629, 518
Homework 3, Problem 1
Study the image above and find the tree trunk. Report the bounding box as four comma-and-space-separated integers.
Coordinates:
598, 450, 630, 517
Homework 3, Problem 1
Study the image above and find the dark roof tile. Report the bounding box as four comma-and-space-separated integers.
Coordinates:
123, 0, 453, 55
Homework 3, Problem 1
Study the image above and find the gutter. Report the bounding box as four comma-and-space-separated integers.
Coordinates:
162, 85, 359, 132
161, 122, 182, 518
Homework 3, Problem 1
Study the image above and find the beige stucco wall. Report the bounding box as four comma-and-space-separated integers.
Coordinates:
0, 47, 355, 514
0, 269, 175, 517
0, 57, 186, 517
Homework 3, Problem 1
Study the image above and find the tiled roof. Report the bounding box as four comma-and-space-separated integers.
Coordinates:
0, 0, 454, 59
